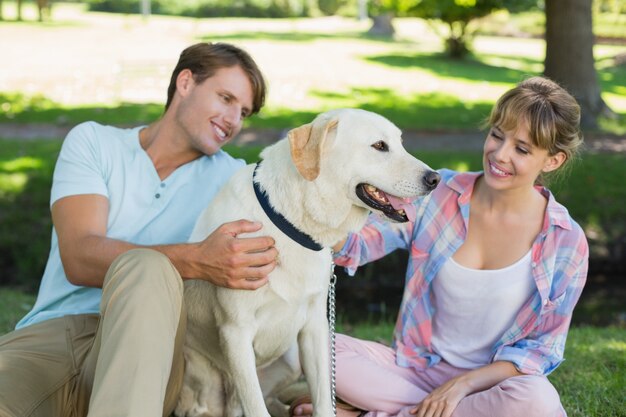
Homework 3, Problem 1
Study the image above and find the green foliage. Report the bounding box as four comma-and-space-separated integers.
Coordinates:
0, 92, 164, 126
86, 0, 305, 18
318, 0, 346, 15
0, 288, 35, 334
0, 140, 60, 290
408, 0, 501, 23
479, 9, 626, 40
370, 0, 540, 57
369, 0, 416, 15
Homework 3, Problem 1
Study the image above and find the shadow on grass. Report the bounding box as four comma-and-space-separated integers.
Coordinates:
364, 52, 540, 84
255, 88, 493, 131
0, 89, 494, 131
200, 28, 626, 91
0, 92, 165, 126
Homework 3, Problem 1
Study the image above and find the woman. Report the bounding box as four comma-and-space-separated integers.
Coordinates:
292, 76, 588, 417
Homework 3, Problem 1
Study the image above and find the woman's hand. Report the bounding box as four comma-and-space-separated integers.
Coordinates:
410, 373, 470, 417
411, 361, 523, 417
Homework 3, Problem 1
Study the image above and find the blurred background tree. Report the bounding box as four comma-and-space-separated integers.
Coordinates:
3, 0, 52, 20
545, 0, 614, 127
365, 0, 538, 54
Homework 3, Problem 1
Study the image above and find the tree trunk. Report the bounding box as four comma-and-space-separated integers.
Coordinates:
16, 0, 22, 21
36, 0, 47, 21
544, 0, 612, 128
445, 21, 470, 59
367, 12, 395, 37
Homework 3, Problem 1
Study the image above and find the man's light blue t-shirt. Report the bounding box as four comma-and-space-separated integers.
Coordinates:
16, 121, 245, 329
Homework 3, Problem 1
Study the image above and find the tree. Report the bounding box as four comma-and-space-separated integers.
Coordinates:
5, 0, 51, 22
36, 0, 52, 21
367, 0, 536, 57
366, 0, 405, 37
544, 0, 613, 128
408, 0, 537, 57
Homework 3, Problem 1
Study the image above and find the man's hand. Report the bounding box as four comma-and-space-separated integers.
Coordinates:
185, 219, 278, 290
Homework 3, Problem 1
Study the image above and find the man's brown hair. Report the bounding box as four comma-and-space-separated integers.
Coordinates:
165, 42, 266, 114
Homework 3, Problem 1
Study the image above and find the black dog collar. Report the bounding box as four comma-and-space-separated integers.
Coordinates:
252, 162, 323, 252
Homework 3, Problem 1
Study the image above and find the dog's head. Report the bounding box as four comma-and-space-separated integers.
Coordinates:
287, 108, 440, 223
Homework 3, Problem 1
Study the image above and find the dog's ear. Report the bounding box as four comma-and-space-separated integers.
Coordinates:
288, 117, 338, 181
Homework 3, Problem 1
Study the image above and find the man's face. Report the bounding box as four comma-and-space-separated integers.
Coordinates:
175, 65, 254, 156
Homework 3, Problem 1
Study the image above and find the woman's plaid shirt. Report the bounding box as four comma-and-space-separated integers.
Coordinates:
335, 169, 589, 375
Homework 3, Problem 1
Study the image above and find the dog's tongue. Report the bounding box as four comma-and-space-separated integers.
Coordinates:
384, 193, 417, 223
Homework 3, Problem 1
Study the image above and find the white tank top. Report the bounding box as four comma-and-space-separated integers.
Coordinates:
430, 251, 535, 369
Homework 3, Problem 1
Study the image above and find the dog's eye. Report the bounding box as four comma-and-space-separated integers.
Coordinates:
371, 141, 389, 152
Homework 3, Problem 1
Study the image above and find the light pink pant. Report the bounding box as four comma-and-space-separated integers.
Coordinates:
335, 334, 566, 417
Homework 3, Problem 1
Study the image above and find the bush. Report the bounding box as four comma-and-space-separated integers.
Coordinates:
318, 0, 345, 16
0, 140, 59, 291
86, 0, 306, 18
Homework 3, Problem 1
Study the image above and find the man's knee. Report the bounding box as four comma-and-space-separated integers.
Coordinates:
107, 249, 182, 291
103, 249, 183, 310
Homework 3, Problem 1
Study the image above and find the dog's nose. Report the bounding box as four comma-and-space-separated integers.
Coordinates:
422, 171, 441, 190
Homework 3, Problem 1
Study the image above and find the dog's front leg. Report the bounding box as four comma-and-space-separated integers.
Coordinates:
259, 344, 302, 417
298, 298, 333, 417
220, 325, 271, 417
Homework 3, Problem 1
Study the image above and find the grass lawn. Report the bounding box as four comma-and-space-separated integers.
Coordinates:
0, 3, 625, 133
0, 288, 623, 417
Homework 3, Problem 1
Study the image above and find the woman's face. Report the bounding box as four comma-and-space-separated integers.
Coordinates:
482, 123, 564, 192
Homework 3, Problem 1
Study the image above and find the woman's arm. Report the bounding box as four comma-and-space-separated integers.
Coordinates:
333, 216, 413, 275
411, 361, 523, 417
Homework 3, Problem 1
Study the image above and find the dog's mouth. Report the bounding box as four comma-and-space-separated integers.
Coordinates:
356, 183, 410, 222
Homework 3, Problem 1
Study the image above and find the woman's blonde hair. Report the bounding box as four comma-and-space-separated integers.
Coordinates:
487, 76, 584, 182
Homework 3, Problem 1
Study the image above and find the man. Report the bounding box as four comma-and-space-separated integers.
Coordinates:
0, 42, 277, 417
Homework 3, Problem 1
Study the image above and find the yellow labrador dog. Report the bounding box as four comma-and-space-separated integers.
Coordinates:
175, 109, 440, 417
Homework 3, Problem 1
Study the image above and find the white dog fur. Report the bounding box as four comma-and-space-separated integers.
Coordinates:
175, 109, 440, 417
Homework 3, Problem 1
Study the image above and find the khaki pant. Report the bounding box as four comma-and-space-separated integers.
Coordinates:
0, 249, 187, 417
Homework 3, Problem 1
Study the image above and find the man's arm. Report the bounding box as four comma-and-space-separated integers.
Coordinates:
53, 194, 277, 290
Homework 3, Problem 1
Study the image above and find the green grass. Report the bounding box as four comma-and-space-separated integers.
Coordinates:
0, 288, 36, 333
479, 9, 626, 40
0, 10, 624, 134
0, 89, 496, 132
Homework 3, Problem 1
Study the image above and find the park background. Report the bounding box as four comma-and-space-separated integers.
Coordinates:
0, 0, 625, 415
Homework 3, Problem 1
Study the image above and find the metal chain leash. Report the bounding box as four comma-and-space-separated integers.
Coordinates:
328, 256, 338, 417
